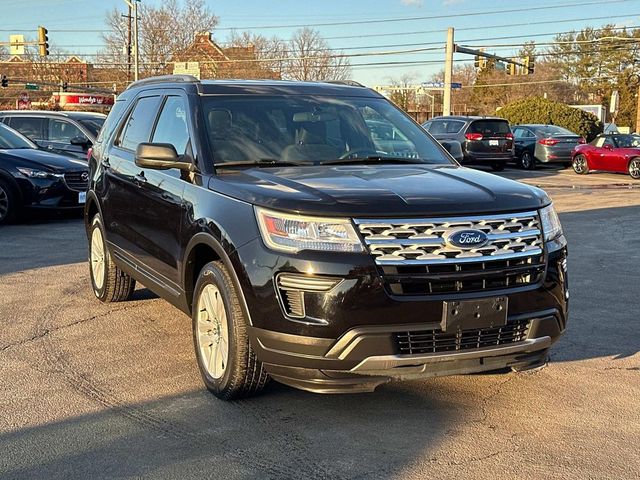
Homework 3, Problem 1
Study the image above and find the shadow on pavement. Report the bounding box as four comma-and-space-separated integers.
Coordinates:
0, 383, 461, 480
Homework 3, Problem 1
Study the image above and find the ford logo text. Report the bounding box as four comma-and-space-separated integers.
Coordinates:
446, 229, 489, 249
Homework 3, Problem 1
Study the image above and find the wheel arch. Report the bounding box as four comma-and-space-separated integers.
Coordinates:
183, 232, 254, 325
0, 169, 23, 204
84, 191, 103, 238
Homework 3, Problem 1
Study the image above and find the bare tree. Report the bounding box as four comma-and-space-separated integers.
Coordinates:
101, 0, 218, 77
226, 31, 289, 78
285, 28, 350, 81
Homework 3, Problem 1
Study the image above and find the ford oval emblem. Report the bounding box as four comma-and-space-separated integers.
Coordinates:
446, 229, 489, 249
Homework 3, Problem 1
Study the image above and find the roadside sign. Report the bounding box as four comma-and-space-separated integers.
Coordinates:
451, 82, 462, 89
421, 81, 462, 90
173, 61, 201, 79
25, 83, 39, 90
9, 35, 25, 56
17, 92, 31, 110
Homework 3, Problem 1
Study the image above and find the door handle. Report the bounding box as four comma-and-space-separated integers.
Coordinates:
134, 172, 147, 186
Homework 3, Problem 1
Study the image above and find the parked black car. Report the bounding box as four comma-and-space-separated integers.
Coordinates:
0, 123, 89, 224
85, 76, 568, 399
0, 110, 106, 160
422, 116, 514, 171
512, 124, 585, 170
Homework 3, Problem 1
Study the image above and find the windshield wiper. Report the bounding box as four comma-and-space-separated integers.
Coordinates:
320, 155, 427, 165
214, 158, 312, 168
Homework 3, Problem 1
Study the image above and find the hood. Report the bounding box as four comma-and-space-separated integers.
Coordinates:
208, 164, 550, 217
0, 148, 87, 172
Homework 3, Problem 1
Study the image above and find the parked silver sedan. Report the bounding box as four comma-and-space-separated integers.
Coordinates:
512, 124, 585, 169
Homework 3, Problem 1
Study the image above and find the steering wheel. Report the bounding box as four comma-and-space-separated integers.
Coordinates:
339, 148, 380, 160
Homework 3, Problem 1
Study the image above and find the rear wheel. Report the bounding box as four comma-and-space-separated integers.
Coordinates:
192, 261, 269, 400
0, 179, 18, 225
519, 151, 535, 170
572, 155, 589, 175
89, 214, 136, 302
491, 162, 505, 172
629, 157, 640, 179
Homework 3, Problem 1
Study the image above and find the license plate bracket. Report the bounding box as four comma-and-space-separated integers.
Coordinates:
441, 297, 508, 331
489, 139, 499, 146
78, 191, 86, 204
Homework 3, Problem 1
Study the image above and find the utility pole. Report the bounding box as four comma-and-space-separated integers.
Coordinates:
443, 27, 454, 116
122, 5, 132, 82
124, 0, 140, 81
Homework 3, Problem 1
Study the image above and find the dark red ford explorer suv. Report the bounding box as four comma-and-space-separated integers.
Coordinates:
85, 76, 568, 399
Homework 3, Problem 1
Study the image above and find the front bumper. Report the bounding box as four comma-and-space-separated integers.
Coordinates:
233, 236, 568, 393
16, 176, 85, 210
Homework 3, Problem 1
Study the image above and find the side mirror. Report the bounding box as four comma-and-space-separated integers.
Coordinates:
135, 143, 191, 170
70, 136, 90, 147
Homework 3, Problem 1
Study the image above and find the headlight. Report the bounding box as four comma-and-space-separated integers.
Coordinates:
539, 204, 562, 241
16, 168, 63, 180
255, 207, 363, 253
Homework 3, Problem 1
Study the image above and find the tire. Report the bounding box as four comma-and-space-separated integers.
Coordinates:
192, 261, 269, 400
89, 214, 136, 302
572, 155, 589, 175
491, 162, 505, 172
519, 151, 535, 170
628, 157, 640, 180
0, 179, 18, 225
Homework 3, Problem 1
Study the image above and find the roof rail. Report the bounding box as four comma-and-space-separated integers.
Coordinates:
125, 74, 200, 90
326, 80, 365, 88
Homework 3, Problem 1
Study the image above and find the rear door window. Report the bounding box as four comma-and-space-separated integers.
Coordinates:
7, 116, 45, 140
117, 95, 161, 151
428, 120, 465, 134
468, 120, 510, 135
48, 119, 86, 144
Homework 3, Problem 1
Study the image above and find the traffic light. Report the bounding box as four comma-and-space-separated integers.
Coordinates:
474, 49, 487, 70
38, 26, 49, 57
525, 55, 535, 75
1, 75, 7, 88
506, 62, 516, 76
62, 81, 68, 92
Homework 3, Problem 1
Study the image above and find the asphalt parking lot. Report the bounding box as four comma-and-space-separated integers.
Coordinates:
1, 167, 639, 480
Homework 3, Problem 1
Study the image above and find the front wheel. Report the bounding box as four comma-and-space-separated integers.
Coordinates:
192, 261, 269, 400
0, 179, 18, 225
519, 151, 535, 170
572, 155, 589, 175
89, 214, 136, 302
629, 157, 640, 179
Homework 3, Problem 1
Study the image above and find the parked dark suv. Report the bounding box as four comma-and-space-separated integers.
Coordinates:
85, 76, 568, 399
423, 116, 514, 171
0, 110, 106, 160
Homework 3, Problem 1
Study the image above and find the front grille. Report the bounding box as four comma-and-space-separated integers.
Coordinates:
355, 212, 545, 295
395, 320, 530, 355
63, 171, 89, 192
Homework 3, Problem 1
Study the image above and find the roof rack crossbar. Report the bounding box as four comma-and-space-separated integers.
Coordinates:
326, 80, 365, 88
125, 75, 200, 90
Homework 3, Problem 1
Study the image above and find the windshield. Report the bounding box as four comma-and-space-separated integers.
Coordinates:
614, 134, 640, 148
533, 125, 577, 136
78, 117, 105, 137
0, 123, 37, 149
202, 95, 452, 165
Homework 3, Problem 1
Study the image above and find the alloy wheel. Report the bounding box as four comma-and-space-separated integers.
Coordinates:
629, 159, 640, 179
90, 227, 106, 290
0, 185, 8, 222
521, 152, 534, 170
573, 156, 587, 174
196, 284, 229, 379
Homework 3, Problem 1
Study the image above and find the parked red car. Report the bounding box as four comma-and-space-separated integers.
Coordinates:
572, 133, 640, 179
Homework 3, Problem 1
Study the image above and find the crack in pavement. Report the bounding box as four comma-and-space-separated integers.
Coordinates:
0, 303, 143, 354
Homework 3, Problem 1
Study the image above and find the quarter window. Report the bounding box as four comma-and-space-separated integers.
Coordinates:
117, 95, 161, 151
151, 96, 190, 154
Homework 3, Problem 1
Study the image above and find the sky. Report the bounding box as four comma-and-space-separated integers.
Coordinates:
2, 0, 640, 86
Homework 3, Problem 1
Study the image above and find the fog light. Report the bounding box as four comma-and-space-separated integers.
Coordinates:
276, 273, 342, 320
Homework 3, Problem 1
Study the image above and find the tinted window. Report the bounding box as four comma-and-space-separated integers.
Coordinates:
533, 125, 576, 136
78, 117, 105, 137
428, 120, 465, 134
613, 134, 640, 148
118, 95, 161, 151
8, 117, 45, 140
96, 99, 128, 144
0, 123, 37, 149
151, 96, 190, 154
48, 119, 86, 143
203, 96, 451, 165
468, 120, 510, 135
